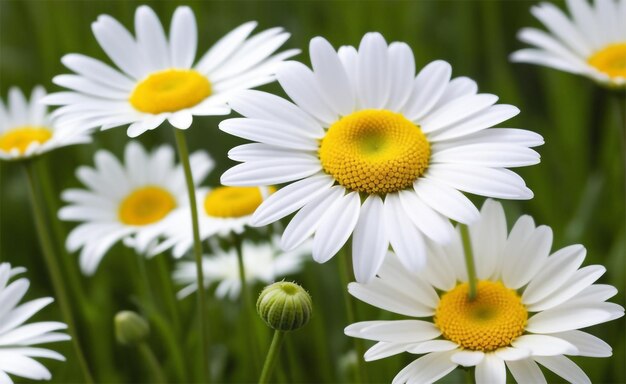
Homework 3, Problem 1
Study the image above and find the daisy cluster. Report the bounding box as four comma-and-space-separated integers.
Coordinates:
0, 1, 624, 383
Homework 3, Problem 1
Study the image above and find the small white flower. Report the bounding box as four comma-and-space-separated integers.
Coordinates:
0, 263, 69, 383
59, 141, 213, 275
149, 186, 273, 258
44, 5, 298, 137
173, 238, 310, 300
0, 86, 91, 161
511, 0, 626, 88
345, 199, 624, 384
220, 32, 543, 283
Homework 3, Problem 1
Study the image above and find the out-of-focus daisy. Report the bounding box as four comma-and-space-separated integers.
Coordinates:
149, 185, 274, 258
511, 0, 626, 88
345, 199, 624, 384
173, 238, 310, 300
0, 86, 91, 161
59, 141, 213, 275
220, 33, 543, 283
0, 263, 69, 383
43, 5, 298, 138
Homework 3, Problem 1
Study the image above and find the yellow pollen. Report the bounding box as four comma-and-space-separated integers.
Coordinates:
319, 110, 430, 195
588, 43, 626, 79
434, 280, 528, 352
204, 186, 275, 218
0, 126, 52, 154
129, 69, 211, 114
118, 186, 176, 226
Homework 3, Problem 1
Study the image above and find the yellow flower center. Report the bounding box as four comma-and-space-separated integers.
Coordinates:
204, 186, 275, 218
118, 186, 176, 226
434, 280, 528, 352
588, 43, 626, 79
0, 126, 52, 154
319, 110, 430, 195
129, 69, 211, 114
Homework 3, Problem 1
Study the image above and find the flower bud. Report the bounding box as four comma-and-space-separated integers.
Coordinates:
114, 310, 150, 346
257, 281, 312, 331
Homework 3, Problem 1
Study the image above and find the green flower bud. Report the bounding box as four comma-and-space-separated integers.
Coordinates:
114, 310, 150, 346
257, 281, 312, 331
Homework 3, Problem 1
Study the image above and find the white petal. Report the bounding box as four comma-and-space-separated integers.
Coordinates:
551, 330, 612, 357
398, 190, 455, 244
506, 359, 547, 384
364, 342, 410, 361
280, 186, 344, 250
276, 61, 337, 125
219, 118, 318, 150
348, 280, 434, 318
169, 6, 197, 68
228, 143, 306, 162
533, 355, 591, 384
402, 60, 452, 121
450, 350, 484, 367
413, 177, 480, 224
420, 93, 498, 134
405, 340, 458, 354
469, 199, 507, 280
352, 195, 388, 283
510, 48, 586, 74
91, 15, 144, 79
220, 157, 321, 186
385, 42, 415, 111
530, 3, 592, 57
357, 32, 389, 109
61, 54, 135, 90
494, 347, 530, 361
195, 21, 257, 74
309, 37, 354, 115
432, 76, 477, 109
392, 351, 457, 384
475, 354, 506, 384
512, 334, 578, 356
526, 305, 614, 334
431, 143, 539, 168
384, 194, 427, 274
135, 6, 170, 71
249, 174, 334, 226
348, 320, 440, 343
312, 192, 360, 263
501, 225, 553, 289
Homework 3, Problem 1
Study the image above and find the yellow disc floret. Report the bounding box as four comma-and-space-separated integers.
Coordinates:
204, 186, 275, 218
0, 126, 52, 154
119, 186, 176, 226
319, 110, 430, 195
588, 43, 626, 79
129, 69, 211, 114
435, 280, 527, 352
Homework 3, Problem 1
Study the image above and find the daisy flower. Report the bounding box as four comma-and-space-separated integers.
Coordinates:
345, 199, 624, 384
511, 0, 626, 88
43, 5, 298, 137
0, 86, 91, 161
0, 263, 70, 383
173, 238, 310, 300
58, 141, 213, 275
220, 33, 543, 283
149, 186, 274, 258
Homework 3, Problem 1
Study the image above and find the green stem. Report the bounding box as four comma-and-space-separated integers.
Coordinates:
233, 233, 262, 374
460, 224, 478, 301
465, 367, 476, 384
338, 245, 365, 383
173, 128, 210, 383
156, 255, 182, 333
138, 342, 168, 384
258, 330, 285, 384
23, 163, 94, 383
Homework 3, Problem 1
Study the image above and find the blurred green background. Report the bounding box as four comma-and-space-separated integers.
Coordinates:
1, 0, 624, 383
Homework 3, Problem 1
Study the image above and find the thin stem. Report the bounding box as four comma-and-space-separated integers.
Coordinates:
233, 232, 262, 373
173, 128, 209, 383
465, 367, 476, 384
23, 163, 94, 383
338, 245, 365, 383
138, 342, 168, 384
258, 330, 285, 384
460, 224, 478, 301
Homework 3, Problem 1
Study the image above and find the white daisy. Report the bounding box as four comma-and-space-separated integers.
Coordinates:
0, 263, 70, 383
149, 186, 274, 258
0, 86, 91, 161
220, 33, 543, 283
345, 199, 624, 384
58, 141, 213, 275
43, 5, 298, 138
173, 238, 310, 300
511, 0, 626, 88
